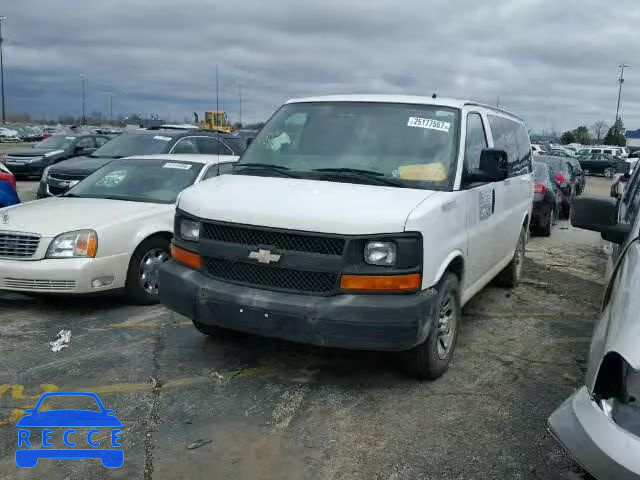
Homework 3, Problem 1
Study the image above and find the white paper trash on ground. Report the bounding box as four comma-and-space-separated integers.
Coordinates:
49, 330, 72, 352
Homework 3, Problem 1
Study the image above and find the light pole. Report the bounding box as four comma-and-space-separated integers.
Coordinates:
238, 83, 243, 127
80, 73, 87, 125
615, 64, 629, 125
0, 16, 7, 124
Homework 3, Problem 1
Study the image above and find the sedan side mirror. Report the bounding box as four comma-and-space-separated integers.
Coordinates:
466, 148, 508, 183
571, 196, 632, 244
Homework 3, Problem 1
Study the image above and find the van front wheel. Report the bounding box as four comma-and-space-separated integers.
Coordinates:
403, 273, 460, 380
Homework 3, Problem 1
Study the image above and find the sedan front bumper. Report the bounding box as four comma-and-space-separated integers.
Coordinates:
0, 254, 130, 294
549, 386, 640, 480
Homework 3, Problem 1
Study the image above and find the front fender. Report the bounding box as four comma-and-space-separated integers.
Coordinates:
432, 250, 465, 287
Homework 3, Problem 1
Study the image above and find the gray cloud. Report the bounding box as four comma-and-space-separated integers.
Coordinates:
2, 0, 639, 131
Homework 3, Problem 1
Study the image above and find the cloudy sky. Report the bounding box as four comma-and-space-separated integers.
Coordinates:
2, 0, 640, 132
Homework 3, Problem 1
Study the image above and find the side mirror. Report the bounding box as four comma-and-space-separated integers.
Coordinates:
466, 148, 508, 183
571, 196, 631, 244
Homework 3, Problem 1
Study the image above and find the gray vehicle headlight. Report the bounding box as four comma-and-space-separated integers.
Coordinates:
180, 219, 200, 241
46, 230, 98, 258
42, 166, 51, 181
364, 241, 397, 266
28, 156, 44, 164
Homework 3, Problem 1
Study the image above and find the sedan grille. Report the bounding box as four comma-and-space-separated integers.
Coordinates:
0, 232, 40, 258
204, 257, 338, 294
201, 222, 345, 256
1, 278, 76, 291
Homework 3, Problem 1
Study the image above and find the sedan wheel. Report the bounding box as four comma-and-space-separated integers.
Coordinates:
139, 248, 169, 296
605, 167, 615, 178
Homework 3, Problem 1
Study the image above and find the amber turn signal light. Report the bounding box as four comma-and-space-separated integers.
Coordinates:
340, 273, 421, 291
171, 244, 202, 270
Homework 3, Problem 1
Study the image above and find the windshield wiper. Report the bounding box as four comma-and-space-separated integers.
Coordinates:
234, 163, 299, 178
235, 163, 291, 170
310, 168, 406, 187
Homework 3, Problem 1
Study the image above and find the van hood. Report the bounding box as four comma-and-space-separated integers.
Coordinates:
178, 174, 437, 235
0, 197, 168, 237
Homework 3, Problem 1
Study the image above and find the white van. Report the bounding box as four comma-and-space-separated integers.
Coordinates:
160, 95, 533, 379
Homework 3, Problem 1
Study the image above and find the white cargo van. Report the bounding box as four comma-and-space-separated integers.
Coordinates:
160, 95, 533, 379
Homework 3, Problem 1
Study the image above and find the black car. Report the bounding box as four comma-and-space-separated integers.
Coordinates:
565, 157, 586, 195
538, 155, 575, 218
4, 134, 110, 179
37, 129, 247, 198
577, 152, 625, 177
531, 161, 562, 236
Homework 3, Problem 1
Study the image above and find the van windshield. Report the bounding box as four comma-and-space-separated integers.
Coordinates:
237, 102, 460, 190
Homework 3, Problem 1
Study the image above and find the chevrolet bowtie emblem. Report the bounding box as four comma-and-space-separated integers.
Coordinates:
248, 249, 281, 264
1, 213, 8, 225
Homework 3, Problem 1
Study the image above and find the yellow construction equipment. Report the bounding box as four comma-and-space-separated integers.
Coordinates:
200, 111, 234, 133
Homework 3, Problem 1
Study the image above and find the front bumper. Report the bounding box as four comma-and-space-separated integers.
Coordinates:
0, 254, 130, 294
159, 260, 438, 351
5, 162, 44, 176
549, 386, 640, 480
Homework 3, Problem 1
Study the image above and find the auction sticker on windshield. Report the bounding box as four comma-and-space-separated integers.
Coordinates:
407, 117, 450, 133
163, 162, 192, 170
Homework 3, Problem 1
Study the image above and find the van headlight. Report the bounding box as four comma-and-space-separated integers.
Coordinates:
47, 230, 98, 258
364, 241, 397, 266
180, 219, 200, 241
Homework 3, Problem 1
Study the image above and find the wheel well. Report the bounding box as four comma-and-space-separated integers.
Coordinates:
444, 256, 464, 283
593, 352, 625, 399
136, 231, 173, 251
523, 214, 529, 230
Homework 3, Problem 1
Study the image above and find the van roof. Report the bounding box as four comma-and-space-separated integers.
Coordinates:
286, 94, 523, 121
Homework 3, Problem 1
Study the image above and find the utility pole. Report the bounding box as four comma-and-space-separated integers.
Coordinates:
80, 73, 87, 125
238, 83, 243, 127
109, 95, 113, 124
0, 16, 7, 124
615, 63, 629, 125
215, 65, 219, 128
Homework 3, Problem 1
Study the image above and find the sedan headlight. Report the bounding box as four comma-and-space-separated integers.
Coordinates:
47, 230, 98, 258
364, 241, 397, 266
180, 219, 200, 241
42, 166, 51, 181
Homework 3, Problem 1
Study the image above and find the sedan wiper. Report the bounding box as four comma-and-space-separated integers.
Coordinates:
311, 168, 406, 187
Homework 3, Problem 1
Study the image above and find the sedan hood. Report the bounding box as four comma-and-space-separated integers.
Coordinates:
178, 174, 437, 235
0, 197, 167, 237
8, 148, 57, 158
49, 156, 114, 176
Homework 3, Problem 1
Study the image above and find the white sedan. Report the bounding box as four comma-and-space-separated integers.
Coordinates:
0, 154, 237, 304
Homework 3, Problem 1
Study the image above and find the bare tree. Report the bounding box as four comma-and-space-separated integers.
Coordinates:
591, 120, 608, 143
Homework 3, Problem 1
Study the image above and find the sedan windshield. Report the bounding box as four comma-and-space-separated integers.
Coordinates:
34, 135, 75, 150
238, 102, 460, 190
92, 132, 175, 158
66, 159, 203, 204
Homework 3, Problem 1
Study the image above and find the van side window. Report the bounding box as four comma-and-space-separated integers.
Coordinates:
464, 113, 487, 170
488, 115, 530, 177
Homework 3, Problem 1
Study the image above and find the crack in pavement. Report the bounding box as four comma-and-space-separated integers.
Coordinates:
144, 326, 166, 480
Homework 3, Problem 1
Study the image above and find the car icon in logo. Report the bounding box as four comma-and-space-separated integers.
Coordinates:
15, 391, 124, 468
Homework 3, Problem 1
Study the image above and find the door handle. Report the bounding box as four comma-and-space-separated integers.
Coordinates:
492, 189, 496, 214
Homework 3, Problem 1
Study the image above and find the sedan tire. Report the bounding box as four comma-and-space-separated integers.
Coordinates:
124, 236, 171, 305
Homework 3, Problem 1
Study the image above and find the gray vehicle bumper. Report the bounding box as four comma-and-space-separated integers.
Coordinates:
549, 386, 640, 480
159, 260, 438, 351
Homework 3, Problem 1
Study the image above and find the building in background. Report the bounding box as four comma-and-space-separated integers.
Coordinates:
626, 129, 640, 148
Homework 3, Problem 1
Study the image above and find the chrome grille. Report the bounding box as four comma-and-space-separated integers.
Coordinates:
1, 278, 76, 291
0, 232, 40, 258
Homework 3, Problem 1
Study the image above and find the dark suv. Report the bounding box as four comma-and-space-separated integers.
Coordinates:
5, 134, 110, 179
37, 129, 247, 198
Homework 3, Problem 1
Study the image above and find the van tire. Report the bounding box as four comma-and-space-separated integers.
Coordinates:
124, 236, 171, 305
193, 321, 221, 336
496, 226, 526, 288
403, 273, 460, 380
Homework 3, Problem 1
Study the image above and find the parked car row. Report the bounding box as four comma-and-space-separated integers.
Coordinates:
549, 159, 640, 480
